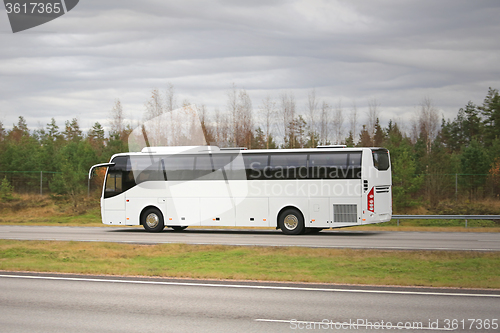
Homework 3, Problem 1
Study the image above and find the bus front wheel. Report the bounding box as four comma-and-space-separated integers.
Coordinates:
278, 208, 305, 235
142, 208, 165, 233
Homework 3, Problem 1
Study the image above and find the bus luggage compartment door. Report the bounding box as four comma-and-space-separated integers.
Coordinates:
308, 198, 329, 228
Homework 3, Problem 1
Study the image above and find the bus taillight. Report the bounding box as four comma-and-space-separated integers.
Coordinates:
368, 187, 375, 212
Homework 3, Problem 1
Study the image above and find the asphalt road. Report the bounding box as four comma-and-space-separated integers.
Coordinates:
1, 272, 498, 333
1, 225, 499, 251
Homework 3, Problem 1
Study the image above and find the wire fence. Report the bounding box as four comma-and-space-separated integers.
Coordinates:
414, 173, 498, 201
0, 171, 61, 195
1, 171, 498, 200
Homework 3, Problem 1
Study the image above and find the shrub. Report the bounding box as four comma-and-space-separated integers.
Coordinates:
0, 177, 15, 202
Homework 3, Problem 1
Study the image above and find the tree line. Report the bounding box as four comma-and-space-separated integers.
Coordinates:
0, 85, 499, 212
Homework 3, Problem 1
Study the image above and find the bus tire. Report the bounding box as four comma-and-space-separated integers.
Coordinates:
142, 207, 165, 233
171, 226, 188, 231
278, 208, 305, 235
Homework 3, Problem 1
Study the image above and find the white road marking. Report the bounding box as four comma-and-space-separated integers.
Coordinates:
0, 274, 499, 298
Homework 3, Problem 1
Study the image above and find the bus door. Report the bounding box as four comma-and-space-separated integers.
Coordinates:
102, 156, 130, 225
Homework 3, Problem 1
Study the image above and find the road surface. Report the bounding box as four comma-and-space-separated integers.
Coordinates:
0, 225, 499, 251
1, 272, 499, 332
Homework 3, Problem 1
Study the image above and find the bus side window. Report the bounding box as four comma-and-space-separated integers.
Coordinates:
309, 153, 348, 179
243, 154, 269, 180
269, 154, 307, 179
104, 172, 122, 197
211, 154, 235, 180
348, 152, 362, 179
163, 155, 195, 181
135, 159, 165, 183
194, 155, 214, 179
105, 172, 120, 192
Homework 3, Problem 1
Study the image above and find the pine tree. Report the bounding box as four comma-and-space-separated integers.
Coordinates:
63, 118, 83, 142
373, 118, 385, 147
0, 177, 15, 202
357, 125, 372, 147
391, 143, 423, 211
460, 140, 490, 200
479, 87, 500, 145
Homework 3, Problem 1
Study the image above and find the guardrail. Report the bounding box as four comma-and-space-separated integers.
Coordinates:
391, 215, 500, 228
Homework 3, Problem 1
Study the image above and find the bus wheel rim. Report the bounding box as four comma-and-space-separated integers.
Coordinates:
283, 214, 298, 230
146, 213, 159, 228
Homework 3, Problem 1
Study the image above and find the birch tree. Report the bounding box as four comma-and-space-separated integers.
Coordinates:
319, 101, 330, 145
367, 99, 380, 146
279, 92, 296, 147
260, 95, 276, 149
332, 100, 344, 144
307, 89, 318, 147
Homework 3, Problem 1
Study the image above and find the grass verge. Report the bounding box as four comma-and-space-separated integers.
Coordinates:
0, 208, 104, 227
1, 240, 499, 289
1, 194, 500, 232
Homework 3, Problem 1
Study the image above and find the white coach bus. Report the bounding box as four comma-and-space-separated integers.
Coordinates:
89, 146, 391, 235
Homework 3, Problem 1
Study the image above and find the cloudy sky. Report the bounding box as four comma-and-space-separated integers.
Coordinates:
1, 0, 499, 134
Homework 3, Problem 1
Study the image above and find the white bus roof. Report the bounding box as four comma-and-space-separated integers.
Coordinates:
126, 146, 375, 156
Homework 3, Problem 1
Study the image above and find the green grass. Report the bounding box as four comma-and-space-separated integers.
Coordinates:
1, 240, 499, 289
0, 206, 104, 227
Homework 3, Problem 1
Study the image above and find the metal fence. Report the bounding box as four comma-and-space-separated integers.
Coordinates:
392, 215, 500, 228
1, 171, 498, 200
391, 173, 498, 202
0, 171, 61, 195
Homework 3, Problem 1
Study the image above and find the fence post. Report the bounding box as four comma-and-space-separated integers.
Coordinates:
40, 171, 43, 196
465, 219, 468, 228
455, 173, 458, 201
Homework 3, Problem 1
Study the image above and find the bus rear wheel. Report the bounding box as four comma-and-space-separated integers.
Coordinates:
278, 208, 305, 235
142, 208, 165, 233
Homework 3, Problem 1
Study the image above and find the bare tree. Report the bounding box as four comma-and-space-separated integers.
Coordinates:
109, 99, 125, 138
144, 88, 164, 121
367, 99, 380, 146
409, 117, 419, 144
260, 95, 276, 149
165, 82, 177, 113
319, 101, 330, 145
226, 83, 239, 146
164, 83, 178, 145
332, 99, 344, 144
307, 89, 319, 147
348, 101, 358, 144
214, 107, 221, 145
238, 90, 253, 148
418, 97, 440, 154
279, 91, 296, 147
219, 112, 230, 147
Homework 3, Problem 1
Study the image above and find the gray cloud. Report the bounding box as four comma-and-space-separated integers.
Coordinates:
0, 0, 499, 133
